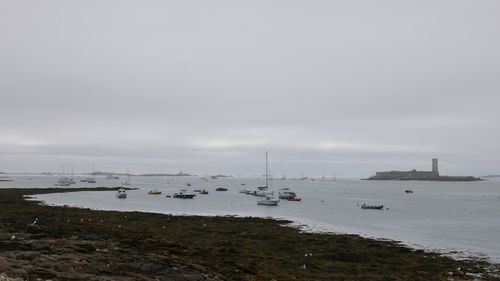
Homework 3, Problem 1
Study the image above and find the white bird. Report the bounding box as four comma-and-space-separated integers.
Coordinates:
30, 218, 38, 225
10, 235, 15, 240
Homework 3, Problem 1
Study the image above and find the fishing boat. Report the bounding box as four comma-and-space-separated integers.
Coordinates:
173, 192, 196, 199
148, 190, 162, 195
361, 204, 383, 210
116, 188, 127, 199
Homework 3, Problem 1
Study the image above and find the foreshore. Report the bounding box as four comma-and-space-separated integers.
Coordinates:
0, 187, 498, 281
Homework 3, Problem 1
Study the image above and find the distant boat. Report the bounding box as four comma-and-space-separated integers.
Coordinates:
106, 174, 119, 179
0, 176, 13, 182
405, 189, 414, 193
215, 187, 228, 191
122, 170, 131, 186
173, 192, 196, 199
87, 164, 96, 183
116, 188, 127, 199
148, 190, 162, 195
288, 196, 302, 201
80, 177, 88, 182
186, 183, 191, 187
199, 190, 209, 194
361, 204, 383, 210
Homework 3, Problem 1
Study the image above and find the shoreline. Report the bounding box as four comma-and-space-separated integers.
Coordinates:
0, 187, 499, 280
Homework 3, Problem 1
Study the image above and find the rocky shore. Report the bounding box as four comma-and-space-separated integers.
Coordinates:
0, 187, 498, 280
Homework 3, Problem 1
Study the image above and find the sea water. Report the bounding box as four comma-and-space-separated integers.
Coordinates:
2, 174, 500, 263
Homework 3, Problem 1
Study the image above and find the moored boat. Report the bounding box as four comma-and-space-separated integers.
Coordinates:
173, 192, 196, 199
215, 187, 228, 191
116, 188, 127, 199
257, 195, 279, 206
148, 190, 162, 195
361, 204, 383, 210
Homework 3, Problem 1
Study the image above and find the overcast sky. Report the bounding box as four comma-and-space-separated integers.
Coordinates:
1, 0, 499, 177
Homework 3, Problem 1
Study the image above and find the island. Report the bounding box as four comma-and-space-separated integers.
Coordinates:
366, 158, 481, 181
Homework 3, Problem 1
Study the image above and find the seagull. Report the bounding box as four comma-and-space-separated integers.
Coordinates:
30, 218, 38, 226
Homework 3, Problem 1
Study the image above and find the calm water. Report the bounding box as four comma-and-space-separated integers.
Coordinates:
2, 174, 500, 263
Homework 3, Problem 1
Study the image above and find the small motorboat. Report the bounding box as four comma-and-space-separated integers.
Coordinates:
193, 189, 202, 193
173, 192, 196, 199
199, 190, 209, 194
148, 190, 162, 195
287, 196, 302, 201
361, 204, 383, 210
116, 188, 127, 199
215, 187, 228, 191
405, 189, 414, 193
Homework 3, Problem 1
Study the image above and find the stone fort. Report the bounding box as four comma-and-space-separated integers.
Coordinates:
370, 158, 439, 180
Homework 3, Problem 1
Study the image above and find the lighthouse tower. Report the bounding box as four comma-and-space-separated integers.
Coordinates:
432, 158, 439, 177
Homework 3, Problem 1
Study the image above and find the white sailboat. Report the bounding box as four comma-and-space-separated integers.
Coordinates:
257, 151, 279, 206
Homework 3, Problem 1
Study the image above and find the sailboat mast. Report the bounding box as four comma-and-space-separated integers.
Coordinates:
265, 151, 268, 188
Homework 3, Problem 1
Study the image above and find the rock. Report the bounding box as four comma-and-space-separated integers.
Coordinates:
25, 224, 43, 234
0, 257, 9, 271
0, 273, 23, 281
14, 251, 40, 260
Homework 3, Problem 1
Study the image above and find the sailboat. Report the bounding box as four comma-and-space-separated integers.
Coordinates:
257, 151, 279, 206
87, 164, 96, 183
122, 169, 131, 186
